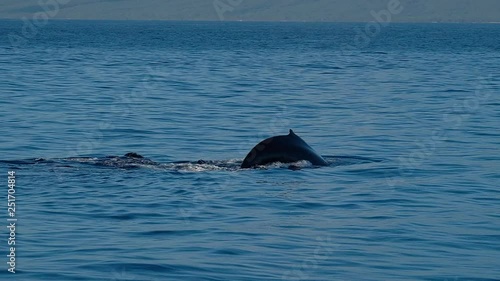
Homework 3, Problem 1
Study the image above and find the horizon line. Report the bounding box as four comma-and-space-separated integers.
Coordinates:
1, 18, 499, 24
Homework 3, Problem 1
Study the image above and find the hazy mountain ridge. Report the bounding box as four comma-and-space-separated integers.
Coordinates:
0, 0, 498, 22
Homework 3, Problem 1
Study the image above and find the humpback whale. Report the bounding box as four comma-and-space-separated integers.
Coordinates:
241, 129, 328, 168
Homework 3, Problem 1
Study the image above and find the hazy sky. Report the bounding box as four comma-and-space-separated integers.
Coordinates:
0, 0, 499, 22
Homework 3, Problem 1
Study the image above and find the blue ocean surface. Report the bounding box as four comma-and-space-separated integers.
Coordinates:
0, 20, 499, 280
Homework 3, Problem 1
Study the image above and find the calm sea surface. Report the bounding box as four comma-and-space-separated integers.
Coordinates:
0, 20, 499, 280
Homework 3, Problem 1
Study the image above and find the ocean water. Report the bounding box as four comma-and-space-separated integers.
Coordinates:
1, 20, 499, 280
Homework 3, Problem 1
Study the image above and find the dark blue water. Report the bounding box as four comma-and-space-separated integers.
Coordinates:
1, 20, 499, 280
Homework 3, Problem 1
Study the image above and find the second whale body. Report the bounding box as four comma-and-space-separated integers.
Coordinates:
241, 129, 328, 168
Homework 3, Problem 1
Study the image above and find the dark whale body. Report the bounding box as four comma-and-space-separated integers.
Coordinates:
241, 129, 328, 168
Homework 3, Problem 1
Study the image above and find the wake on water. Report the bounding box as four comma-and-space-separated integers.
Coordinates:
0, 153, 382, 172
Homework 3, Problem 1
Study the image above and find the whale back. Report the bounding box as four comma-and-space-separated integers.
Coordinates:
241, 129, 328, 168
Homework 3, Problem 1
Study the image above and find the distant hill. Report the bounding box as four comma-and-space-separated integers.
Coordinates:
0, 0, 499, 23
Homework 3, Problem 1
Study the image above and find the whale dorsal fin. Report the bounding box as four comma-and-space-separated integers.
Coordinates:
241, 129, 328, 168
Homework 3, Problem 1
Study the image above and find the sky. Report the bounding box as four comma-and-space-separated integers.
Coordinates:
0, 0, 499, 23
